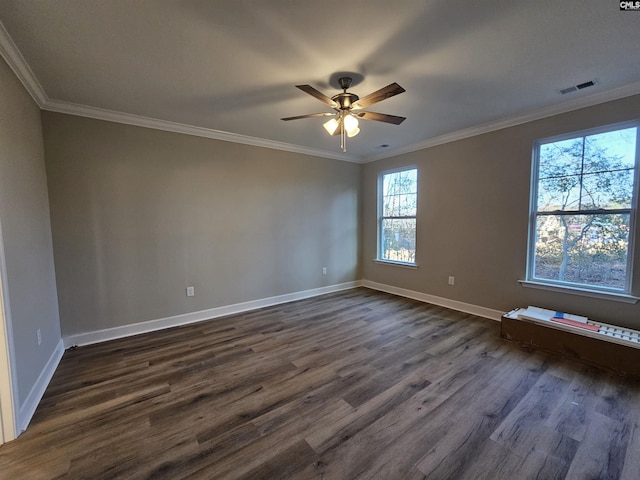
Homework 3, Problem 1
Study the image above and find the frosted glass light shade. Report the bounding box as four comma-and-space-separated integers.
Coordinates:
323, 118, 340, 135
344, 114, 359, 135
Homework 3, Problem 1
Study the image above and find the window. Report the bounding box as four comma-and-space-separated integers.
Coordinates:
527, 123, 639, 293
378, 167, 417, 264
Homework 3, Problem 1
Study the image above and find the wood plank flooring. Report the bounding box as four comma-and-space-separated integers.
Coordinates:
1, 288, 640, 479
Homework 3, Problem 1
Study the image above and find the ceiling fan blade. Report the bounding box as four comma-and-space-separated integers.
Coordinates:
355, 111, 406, 125
296, 85, 337, 108
353, 83, 405, 109
281, 113, 334, 121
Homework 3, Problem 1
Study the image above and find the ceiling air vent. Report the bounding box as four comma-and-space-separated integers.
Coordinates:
558, 79, 597, 95
576, 80, 595, 90
559, 86, 578, 95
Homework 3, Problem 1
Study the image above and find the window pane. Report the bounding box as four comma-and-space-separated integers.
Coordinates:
538, 128, 638, 212
383, 194, 398, 217
382, 218, 416, 263
539, 138, 583, 178
537, 173, 581, 212
398, 193, 417, 216
533, 213, 630, 290
383, 169, 417, 217
583, 128, 637, 173
581, 170, 634, 210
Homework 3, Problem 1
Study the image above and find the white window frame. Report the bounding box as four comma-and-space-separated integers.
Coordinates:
376, 166, 418, 267
525, 121, 640, 297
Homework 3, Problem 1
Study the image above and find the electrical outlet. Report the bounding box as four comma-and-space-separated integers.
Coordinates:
186, 286, 195, 297
322, 267, 327, 275
448, 276, 455, 286
37, 329, 42, 346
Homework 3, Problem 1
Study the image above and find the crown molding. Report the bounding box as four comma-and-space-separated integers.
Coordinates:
43, 99, 360, 163
41, 82, 640, 165
366, 80, 640, 162
0, 20, 48, 107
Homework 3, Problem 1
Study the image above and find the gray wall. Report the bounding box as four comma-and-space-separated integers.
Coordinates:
363, 95, 640, 330
0, 58, 61, 405
42, 113, 361, 337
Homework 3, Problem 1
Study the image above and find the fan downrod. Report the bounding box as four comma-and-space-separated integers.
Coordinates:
338, 77, 353, 91
333, 77, 359, 110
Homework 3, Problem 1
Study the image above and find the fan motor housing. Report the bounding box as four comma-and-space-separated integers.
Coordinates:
332, 92, 359, 110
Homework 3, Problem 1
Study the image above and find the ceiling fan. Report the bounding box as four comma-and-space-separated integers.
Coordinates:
281, 77, 406, 152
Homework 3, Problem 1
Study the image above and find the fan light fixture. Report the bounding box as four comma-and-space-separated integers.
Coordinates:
282, 76, 406, 153
344, 114, 360, 137
323, 113, 360, 144
323, 117, 340, 135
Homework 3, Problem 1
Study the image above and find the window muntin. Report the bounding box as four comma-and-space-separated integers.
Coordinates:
378, 168, 417, 264
528, 124, 639, 292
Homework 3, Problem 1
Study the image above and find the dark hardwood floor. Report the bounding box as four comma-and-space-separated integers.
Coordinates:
1, 288, 639, 479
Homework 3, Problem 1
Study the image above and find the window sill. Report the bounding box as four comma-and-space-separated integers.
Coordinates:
373, 259, 418, 269
518, 280, 639, 304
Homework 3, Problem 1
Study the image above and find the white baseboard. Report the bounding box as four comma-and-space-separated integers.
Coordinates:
63, 281, 362, 348
18, 338, 64, 433
62, 278, 503, 350
362, 280, 504, 321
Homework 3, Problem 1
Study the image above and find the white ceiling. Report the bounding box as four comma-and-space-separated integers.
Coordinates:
1, 0, 640, 162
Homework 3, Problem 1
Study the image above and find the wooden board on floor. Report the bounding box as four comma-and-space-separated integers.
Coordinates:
501, 314, 640, 380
